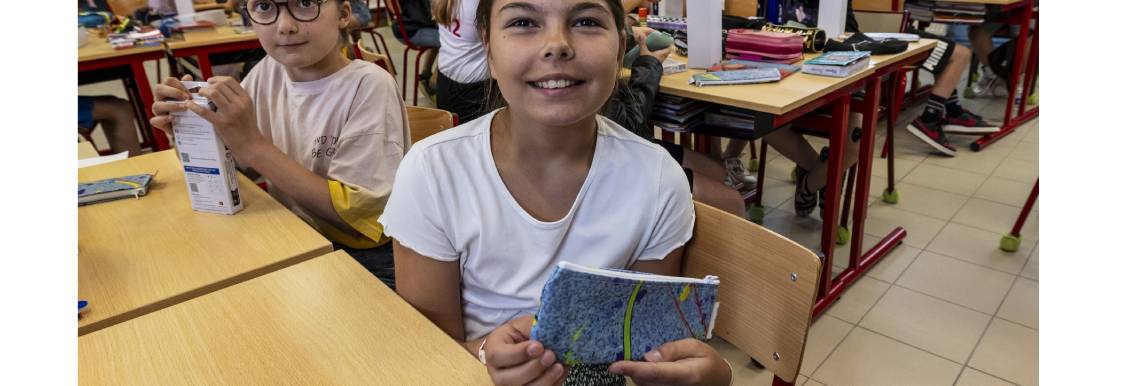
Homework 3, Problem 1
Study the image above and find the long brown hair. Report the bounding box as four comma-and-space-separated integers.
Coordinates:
431, 0, 459, 26
474, 0, 629, 113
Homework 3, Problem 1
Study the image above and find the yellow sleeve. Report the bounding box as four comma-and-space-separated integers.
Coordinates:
322, 179, 393, 249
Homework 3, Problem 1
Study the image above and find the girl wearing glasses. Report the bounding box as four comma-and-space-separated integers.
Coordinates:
150, 0, 409, 288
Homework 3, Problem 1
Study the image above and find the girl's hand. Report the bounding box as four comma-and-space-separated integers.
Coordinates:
482, 315, 568, 386
633, 27, 671, 63
607, 339, 732, 386
187, 76, 267, 154
150, 75, 194, 137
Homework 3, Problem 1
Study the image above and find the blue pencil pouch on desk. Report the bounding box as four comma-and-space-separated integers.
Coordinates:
530, 262, 720, 366
78, 174, 154, 206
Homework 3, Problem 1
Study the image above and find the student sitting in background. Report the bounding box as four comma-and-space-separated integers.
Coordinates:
381, 0, 732, 384
151, 0, 407, 288
78, 96, 143, 156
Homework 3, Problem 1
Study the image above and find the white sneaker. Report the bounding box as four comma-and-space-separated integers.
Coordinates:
724, 157, 757, 186
967, 67, 1006, 99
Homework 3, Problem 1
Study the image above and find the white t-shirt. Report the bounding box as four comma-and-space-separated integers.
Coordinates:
379, 110, 695, 341
437, 0, 489, 84
241, 57, 408, 243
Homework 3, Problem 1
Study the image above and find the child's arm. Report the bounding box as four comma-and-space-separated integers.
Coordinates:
183, 77, 352, 231
394, 242, 568, 386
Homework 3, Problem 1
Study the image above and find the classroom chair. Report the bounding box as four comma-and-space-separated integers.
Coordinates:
406, 106, 457, 146
385, 0, 440, 106
350, 0, 395, 74
682, 202, 821, 386
357, 44, 395, 76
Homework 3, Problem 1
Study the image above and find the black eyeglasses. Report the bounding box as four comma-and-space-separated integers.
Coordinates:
241, 0, 329, 25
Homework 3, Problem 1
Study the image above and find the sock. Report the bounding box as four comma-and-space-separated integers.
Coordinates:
945, 90, 965, 117
921, 94, 947, 124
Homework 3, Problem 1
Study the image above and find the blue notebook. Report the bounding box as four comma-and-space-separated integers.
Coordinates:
78, 174, 153, 205
530, 262, 720, 366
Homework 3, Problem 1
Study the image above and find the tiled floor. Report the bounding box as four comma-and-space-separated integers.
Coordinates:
79, 25, 1038, 386
712, 82, 1038, 385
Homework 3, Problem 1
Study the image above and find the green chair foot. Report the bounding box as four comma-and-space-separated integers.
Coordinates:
790, 166, 799, 183
747, 158, 759, 173
1027, 90, 1038, 105
747, 205, 765, 224
882, 188, 900, 204
1000, 234, 1021, 252
836, 226, 851, 245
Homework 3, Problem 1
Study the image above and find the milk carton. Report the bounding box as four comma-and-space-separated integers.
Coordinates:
170, 81, 244, 215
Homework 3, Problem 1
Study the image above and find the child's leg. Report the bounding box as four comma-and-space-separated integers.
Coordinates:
92, 96, 142, 156
691, 173, 746, 217
681, 149, 728, 181
721, 139, 748, 159
932, 44, 971, 99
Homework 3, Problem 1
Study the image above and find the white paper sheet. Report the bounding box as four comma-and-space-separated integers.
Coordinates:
77, 151, 129, 169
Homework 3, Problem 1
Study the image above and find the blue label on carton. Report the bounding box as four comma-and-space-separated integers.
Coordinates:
184, 166, 221, 175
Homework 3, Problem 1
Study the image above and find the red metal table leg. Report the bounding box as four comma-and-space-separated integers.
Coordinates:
817, 96, 849, 299
753, 142, 768, 208
1010, 180, 1038, 238
973, 0, 1034, 151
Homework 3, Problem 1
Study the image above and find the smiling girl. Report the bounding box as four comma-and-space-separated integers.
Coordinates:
379, 0, 731, 385
150, 0, 408, 287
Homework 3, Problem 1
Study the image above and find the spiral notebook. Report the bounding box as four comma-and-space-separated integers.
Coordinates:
530, 262, 720, 366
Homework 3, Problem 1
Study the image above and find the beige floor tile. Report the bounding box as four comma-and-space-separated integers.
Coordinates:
799, 316, 853, 376
957, 368, 1018, 386
759, 177, 802, 210
997, 278, 1038, 329
805, 377, 826, 386
974, 178, 1037, 209
969, 319, 1039, 386
992, 158, 1038, 184
812, 328, 961, 386
952, 199, 1039, 242
859, 286, 991, 363
928, 223, 1032, 274
711, 337, 782, 386
921, 147, 1007, 176
867, 183, 971, 221
1021, 245, 1038, 281
897, 252, 1017, 314
826, 276, 891, 324
763, 155, 798, 183
861, 205, 947, 248
866, 243, 923, 283
1006, 141, 1038, 162
903, 164, 988, 196
871, 154, 921, 182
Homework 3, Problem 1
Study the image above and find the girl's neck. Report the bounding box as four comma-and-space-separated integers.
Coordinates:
283, 49, 352, 82
492, 108, 599, 165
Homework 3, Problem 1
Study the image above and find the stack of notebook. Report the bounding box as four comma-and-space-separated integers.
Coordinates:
803, 51, 872, 78
652, 94, 712, 133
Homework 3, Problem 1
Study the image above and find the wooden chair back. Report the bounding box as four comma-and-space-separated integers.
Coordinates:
681, 202, 822, 384
406, 106, 456, 146
852, 10, 909, 33
358, 44, 395, 76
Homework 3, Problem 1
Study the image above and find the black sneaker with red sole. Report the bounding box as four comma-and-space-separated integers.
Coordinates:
944, 110, 1000, 134
906, 118, 957, 157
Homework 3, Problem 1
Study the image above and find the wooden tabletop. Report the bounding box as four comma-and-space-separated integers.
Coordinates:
78, 251, 492, 385
78, 151, 333, 335
165, 25, 258, 50
78, 35, 163, 62
937, 0, 1023, 5
78, 142, 99, 160
654, 39, 938, 115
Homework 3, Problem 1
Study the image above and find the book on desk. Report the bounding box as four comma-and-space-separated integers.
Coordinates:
803, 51, 871, 78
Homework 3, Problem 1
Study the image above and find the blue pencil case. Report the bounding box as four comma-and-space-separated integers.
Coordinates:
530, 262, 720, 366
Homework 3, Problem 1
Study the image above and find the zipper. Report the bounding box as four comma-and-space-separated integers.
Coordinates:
558, 262, 719, 285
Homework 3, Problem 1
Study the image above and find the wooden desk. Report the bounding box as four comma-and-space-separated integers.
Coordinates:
78, 38, 169, 150
78, 151, 333, 335
79, 251, 492, 385
78, 142, 100, 160
194, 2, 228, 11
166, 25, 260, 79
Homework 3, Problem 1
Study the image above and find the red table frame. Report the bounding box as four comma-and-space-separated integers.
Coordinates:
169, 39, 263, 80
971, 0, 1038, 151
79, 50, 171, 151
